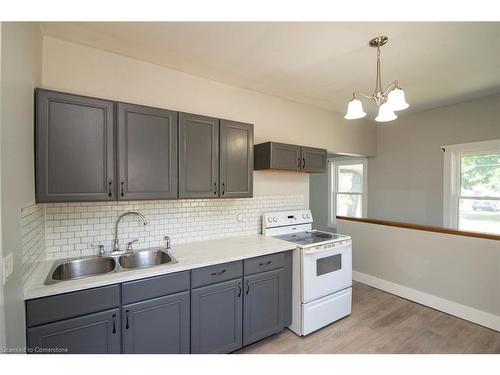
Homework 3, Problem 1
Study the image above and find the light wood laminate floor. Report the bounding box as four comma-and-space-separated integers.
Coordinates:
237, 282, 500, 354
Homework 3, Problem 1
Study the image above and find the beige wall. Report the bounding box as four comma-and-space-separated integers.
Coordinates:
368, 95, 500, 226
41, 36, 377, 208
338, 219, 500, 329
1, 22, 42, 348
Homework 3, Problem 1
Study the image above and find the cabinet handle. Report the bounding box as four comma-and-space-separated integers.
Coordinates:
238, 282, 242, 298
213, 182, 217, 195
112, 314, 116, 334
221, 182, 225, 195
245, 280, 250, 295
108, 180, 113, 197
298, 157, 301, 169
125, 310, 130, 330
302, 157, 306, 169
210, 269, 226, 276
120, 179, 124, 197
259, 260, 272, 267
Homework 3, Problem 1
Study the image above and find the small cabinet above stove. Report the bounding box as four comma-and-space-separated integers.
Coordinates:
254, 142, 326, 173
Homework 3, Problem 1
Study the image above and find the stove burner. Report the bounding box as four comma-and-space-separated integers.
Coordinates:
313, 232, 332, 239
274, 230, 347, 247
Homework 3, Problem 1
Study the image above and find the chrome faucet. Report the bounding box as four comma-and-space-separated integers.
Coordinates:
113, 211, 148, 252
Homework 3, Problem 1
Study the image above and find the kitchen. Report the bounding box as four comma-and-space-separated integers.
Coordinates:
0, 5, 499, 373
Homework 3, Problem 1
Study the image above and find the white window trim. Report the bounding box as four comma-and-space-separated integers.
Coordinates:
442, 139, 500, 229
328, 157, 368, 229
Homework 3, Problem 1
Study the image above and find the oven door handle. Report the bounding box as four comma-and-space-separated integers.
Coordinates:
303, 243, 350, 256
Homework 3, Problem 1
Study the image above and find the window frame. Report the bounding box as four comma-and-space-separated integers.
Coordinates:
328, 157, 368, 229
442, 139, 500, 231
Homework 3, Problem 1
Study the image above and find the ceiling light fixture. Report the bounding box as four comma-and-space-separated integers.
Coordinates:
345, 36, 409, 122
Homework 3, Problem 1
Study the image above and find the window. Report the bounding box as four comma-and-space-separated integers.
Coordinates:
328, 158, 367, 228
443, 139, 500, 235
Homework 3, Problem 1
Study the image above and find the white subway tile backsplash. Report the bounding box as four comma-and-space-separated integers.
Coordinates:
21, 204, 45, 286
44, 195, 305, 259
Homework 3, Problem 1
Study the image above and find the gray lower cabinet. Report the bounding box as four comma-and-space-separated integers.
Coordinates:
117, 103, 178, 200
219, 120, 253, 198
243, 268, 285, 346
35, 89, 115, 202
179, 112, 220, 198
122, 291, 190, 354
191, 278, 243, 354
26, 252, 291, 354
301, 146, 327, 173
27, 308, 121, 354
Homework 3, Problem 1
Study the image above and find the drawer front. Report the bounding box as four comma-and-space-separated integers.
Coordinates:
244, 252, 285, 276
191, 261, 243, 288
26, 284, 120, 327
122, 271, 190, 305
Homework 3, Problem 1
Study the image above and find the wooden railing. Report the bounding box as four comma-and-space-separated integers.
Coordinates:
336, 216, 500, 241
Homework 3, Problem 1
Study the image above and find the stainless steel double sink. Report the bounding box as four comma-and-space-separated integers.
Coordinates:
45, 248, 177, 285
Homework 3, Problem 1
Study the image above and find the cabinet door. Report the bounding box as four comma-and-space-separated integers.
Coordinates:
301, 146, 327, 173
220, 120, 253, 198
35, 89, 115, 202
122, 291, 190, 354
117, 103, 178, 200
179, 113, 219, 198
191, 278, 243, 354
27, 308, 120, 354
270, 142, 301, 171
243, 268, 285, 346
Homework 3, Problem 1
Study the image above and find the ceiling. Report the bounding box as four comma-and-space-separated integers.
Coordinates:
40, 22, 500, 117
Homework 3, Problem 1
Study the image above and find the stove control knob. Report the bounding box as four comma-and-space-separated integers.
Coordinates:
306, 213, 311, 219
273, 217, 278, 222
267, 217, 273, 223
302, 214, 307, 219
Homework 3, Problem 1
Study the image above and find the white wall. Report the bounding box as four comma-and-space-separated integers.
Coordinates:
368, 95, 500, 226
41, 36, 376, 209
1, 22, 42, 349
338, 219, 500, 331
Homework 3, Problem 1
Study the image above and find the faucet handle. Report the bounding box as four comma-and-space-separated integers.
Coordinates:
97, 244, 105, 256
164, 236, 171, 249
126, 239, 139, 252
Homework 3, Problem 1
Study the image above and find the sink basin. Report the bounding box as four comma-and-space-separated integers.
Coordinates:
119, 249, 176, 269
47, 256, 116, 284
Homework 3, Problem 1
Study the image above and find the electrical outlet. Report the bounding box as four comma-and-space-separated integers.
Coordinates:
3, 253, 13, 285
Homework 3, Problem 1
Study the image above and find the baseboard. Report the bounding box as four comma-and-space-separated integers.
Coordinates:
353, 270, 500, 332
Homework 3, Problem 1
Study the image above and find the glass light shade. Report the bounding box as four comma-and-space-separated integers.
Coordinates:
386, 88, 409, 111
344, 98, 367, 120
375, 102, 397, 122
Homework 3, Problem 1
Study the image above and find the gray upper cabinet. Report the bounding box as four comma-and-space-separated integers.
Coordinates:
243, 268, 285, 347
117, 103, 178, 200
179, 113, 220, 198
254, 141, 326, 173
220, 120, 253, 198
122, 291, 190, 354
254, 142, 300, 171
27, 308, 121, 354
301, 146, 327, 173
191, 278, 243, 354
35, 89, 115, 202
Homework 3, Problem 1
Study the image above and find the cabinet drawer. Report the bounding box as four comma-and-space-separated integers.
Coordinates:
26, 284, 120, 327
122, 271, 190, 305
244, 253, 284, 276
191, 261, 243, 288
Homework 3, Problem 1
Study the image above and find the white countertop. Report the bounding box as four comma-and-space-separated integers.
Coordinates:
24, 234, 296, 300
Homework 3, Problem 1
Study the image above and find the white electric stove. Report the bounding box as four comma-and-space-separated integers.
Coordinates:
263, 209, 352, 336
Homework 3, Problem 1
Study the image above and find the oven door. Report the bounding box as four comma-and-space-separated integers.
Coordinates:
301, 240, 352, 303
